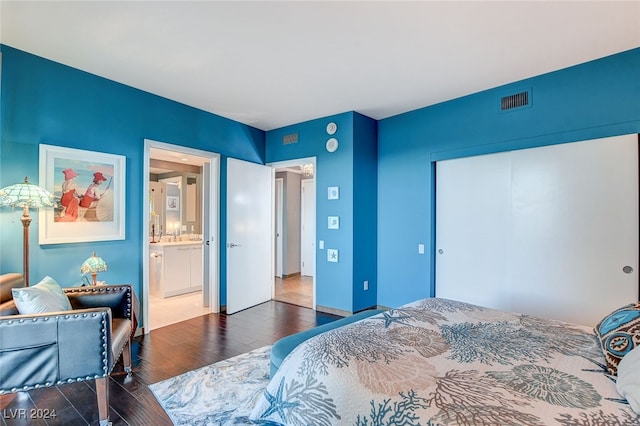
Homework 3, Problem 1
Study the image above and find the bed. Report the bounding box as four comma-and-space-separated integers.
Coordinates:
248, 298, 640, 425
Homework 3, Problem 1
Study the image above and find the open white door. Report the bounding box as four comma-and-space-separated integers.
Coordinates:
227, 158, 274, 314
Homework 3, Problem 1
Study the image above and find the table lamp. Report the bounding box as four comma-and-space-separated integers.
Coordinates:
0, 177, 59, 286
81, 252, 108, 286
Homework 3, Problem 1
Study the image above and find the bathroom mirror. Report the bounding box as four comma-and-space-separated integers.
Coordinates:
149, 152, 203, 240
161, 177, 182, 235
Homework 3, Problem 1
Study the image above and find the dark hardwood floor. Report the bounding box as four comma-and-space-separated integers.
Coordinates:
0, 301, 341, 425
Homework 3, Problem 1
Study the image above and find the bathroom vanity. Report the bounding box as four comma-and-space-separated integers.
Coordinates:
149, 240, 203, 298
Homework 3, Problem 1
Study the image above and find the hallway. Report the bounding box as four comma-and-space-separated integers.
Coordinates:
273, 275, 313, 308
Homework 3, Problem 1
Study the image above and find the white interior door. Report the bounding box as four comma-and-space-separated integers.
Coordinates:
436, 134, 639, 326
435, 151, 512, 309
227, 158, 274, 314
509, 136, 638, 323
301, 179, 315, 277
275, 178, 284, 278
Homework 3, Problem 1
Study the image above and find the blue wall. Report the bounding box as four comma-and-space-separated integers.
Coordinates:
352, 113, 377, 311
0, 45, 265, 310
377, 47, 640, 309
266, 112, 377, 313
3, 43, 639, 315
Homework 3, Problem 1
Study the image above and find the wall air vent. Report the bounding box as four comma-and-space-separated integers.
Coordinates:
501, 90, 530, 111
283, 133, 299, 144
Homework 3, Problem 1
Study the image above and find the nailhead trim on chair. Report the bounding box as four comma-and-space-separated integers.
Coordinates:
102, 313, 109, 373
70, 285, 136, 374
0, 310, 110, 394
2, 286, 136, 396
64, 285, 134, 320
63, 285, 135, 374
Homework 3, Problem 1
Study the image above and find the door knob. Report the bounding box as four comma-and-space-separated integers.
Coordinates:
228, 243, 241, 248
623, 265, 634, 274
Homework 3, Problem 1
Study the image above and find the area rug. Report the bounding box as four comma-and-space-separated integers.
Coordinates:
149, 345, 271, 425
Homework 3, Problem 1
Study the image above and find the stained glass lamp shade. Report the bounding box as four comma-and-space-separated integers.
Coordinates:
81, 252, 108, 286
0, 177, 59, 286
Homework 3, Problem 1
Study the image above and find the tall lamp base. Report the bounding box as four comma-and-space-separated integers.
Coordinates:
21, 205, 32, 287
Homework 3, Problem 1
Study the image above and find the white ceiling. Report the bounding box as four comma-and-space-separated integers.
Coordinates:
149, 146, 208, 174
1, 1, 639, 131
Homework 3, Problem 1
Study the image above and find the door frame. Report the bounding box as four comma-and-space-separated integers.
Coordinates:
267, 157, 316, 309
300, 179, 315, 277
275, 178, 284, 278
142, 139, 220, 333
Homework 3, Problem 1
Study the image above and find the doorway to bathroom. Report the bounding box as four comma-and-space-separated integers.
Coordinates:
142, 140, 220, 331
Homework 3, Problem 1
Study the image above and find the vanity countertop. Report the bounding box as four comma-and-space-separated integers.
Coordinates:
150, 240, 203, 247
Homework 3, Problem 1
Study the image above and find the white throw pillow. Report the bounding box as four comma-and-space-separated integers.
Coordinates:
617, 345, 640, 415
12, 276, 72, 314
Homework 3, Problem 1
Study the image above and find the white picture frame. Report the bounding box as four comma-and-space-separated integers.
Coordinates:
328, 186, 339, 200
327, 249, 339, 263
328, 216, 340, 230
39, 144, 126, 244
166, 195, 180, 211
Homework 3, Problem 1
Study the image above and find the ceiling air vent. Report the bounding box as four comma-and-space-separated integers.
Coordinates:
283, 133, 299, 145
501, 90, 530, 111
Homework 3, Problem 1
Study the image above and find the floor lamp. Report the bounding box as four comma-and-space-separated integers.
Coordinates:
0, 177, 59, 286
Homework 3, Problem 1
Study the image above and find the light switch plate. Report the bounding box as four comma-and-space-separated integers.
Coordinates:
319, 240, 325, 249
327, 249, 339, 262
418, 244, 425, 254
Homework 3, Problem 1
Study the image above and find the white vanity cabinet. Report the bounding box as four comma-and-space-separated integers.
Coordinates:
188, 244, 203, 290
149, 241, 203, 298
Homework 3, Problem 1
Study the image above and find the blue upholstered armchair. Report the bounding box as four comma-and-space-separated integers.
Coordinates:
0, 273, 139, 426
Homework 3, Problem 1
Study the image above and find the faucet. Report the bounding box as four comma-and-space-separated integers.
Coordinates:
151, 223, 157, 243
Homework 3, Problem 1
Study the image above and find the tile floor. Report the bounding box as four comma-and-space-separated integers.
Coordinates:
149, 291, 210, 330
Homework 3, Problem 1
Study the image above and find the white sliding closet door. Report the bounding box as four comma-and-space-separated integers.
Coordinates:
435, 151, 513, 309
436, 134, 639, 326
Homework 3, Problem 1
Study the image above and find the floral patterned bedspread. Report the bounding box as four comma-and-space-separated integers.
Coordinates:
249, 298, 639, 425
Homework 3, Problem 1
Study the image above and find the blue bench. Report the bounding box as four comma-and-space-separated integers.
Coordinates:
270, 309, 385, 377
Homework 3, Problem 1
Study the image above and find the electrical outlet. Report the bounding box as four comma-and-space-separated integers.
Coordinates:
364, 280, 369, 291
